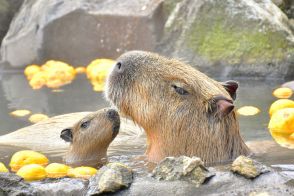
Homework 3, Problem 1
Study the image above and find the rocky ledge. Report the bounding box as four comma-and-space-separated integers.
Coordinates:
1, 156, 294, 196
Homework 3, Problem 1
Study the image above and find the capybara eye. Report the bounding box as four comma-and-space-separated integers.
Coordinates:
171, 84, 189, 95
116, 62, 122, 70
80, 120, 91, 129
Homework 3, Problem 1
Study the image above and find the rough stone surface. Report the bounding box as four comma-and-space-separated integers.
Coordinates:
0, 0, 24, 46
159, 0, 294, 79
231, 156, 271, 179
0, 0, 164, 67
119, 170, 293, 196
0, 172, 35, 195
0, 164, 293, 196
0, 172, 88, 196
272, 0, 294, 19
88, 162, 133, 195
152, 156, 215, 187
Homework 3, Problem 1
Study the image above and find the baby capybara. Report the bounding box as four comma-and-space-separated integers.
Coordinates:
60, 108, 120, 167
106, 51, 250, 165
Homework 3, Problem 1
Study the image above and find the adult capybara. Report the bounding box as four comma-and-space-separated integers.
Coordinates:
60, 108, 120, 167
106, 51, 250, 165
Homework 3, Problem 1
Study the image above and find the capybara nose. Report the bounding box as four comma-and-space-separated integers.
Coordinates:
106, 109, 119, 121
114, 61, 124, 73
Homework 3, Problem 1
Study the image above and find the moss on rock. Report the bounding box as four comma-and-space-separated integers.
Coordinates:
186, 20, 293, 64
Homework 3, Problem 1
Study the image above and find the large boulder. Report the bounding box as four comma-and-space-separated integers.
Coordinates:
0, 0, 23, 46
0, 0, 164, 67
272, 0, 294, 19
159, 0, 294, 79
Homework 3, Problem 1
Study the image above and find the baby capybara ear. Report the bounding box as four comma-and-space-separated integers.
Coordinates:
220, 80, 238, 100
60, 128, 73, 143
210, 95, 234, 118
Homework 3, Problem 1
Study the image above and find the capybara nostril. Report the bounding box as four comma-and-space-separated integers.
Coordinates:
116, 62, 122, 70
114, 62, 124, 73
106, 109, 119, 121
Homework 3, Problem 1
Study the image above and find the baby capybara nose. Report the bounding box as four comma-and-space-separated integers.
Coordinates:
106, 109, 119, 121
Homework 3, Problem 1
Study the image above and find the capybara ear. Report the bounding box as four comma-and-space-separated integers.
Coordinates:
210, 95, 234, 118
220, 80, 238, 100
60, 128, 73, 143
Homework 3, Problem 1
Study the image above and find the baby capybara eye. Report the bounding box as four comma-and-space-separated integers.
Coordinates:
80, 120, 91, 129
171, 84, 189, 95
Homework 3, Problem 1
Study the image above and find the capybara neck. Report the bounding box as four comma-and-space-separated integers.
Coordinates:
60, 108, 120, 167
106, 51, 250, 165
144, 112, 249, 164
65, 143, 108, 168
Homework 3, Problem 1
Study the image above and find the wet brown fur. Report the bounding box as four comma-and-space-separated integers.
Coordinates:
63, 108, 119, 167
106, 51, 250, 165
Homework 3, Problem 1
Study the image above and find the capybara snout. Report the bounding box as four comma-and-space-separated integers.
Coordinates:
106, 50, 249, 164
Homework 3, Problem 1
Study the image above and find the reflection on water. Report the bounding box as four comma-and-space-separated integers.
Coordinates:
0, 69, 293, 169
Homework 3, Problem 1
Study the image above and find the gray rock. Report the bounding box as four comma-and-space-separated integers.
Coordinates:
0, 172, 35, 195
151, 156, 215, 187
0, 172, 88, 196
0, 162, 293, 196
88, 162, 133, 195
118, 169, 293, 196
231, 156, 270, 179
0, 0, 24, 46
30, 178, 88, 196
159, 0, 294, 79
0, 0, 165, 67
272, 0, 294, 19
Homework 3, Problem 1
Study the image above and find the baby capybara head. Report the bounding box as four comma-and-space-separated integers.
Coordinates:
106, 51, 249, 165
60, 108, 120, 167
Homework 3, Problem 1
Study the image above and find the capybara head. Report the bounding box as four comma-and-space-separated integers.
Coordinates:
106, 51, 249, 165
60, 108, 120, 167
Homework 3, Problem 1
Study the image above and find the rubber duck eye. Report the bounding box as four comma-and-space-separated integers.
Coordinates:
171, 84, 189, 95
80, 120, 91, 129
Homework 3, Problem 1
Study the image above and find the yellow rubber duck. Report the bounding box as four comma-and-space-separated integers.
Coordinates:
45, 163, 71, 178
16, 164, 47, 181
67, 166, 97, 179
10, 150, 49, 172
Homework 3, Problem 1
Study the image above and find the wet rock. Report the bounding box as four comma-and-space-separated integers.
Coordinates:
88, 162, 133, 195
0, 172, 35, 195
30, 178, 88, 196
0, 0, 24, 46
0, 0, 165, 67
0, 172, 88, 196
231, 156, 270, 179
151, 156, 214, 187
118, 169, 293, 196
159, 0, 294, 79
